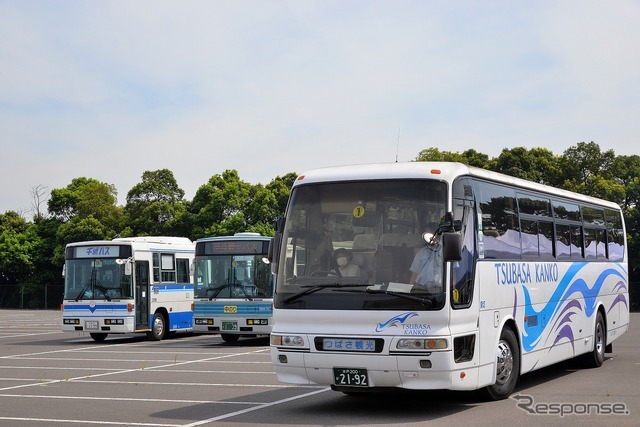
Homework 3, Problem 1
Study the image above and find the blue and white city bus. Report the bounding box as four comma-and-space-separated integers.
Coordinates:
192, 233, 274, 343
269, 162, 629, 399
62, 236, 195, 341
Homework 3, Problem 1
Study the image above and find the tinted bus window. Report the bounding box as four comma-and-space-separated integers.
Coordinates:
474, 181, 520, 259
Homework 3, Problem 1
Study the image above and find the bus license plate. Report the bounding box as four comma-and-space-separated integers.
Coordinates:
333, 368, 369, 387
85, 321, 99, 330
222, 321, 238, 331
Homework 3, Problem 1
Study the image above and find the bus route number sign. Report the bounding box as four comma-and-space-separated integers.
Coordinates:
333, 367, 368, 387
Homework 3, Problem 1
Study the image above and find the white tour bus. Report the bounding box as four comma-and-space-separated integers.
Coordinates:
269, 162, 629, 399
62, 236, 195, 341
193, 233, 274, 343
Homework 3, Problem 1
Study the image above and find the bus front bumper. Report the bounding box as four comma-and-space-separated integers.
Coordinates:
270, 348, 482, 391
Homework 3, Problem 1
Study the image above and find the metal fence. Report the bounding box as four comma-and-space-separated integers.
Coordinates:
0, 283, 64, 310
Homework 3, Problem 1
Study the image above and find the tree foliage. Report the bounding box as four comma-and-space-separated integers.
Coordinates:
124, 169, 188, 236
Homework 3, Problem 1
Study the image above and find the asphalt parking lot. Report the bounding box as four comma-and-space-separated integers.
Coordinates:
0, 309, 638, 427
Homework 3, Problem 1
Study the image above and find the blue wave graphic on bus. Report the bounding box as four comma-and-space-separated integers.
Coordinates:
376, 312, 418, 332
521, 263, 627, 352
64, 304, 130, 314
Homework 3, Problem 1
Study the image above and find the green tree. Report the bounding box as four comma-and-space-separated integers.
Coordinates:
416, 148, 490, 168
490, 147, 561, 185
0, 211, 29, 234
559, 141, 616, 183
190, 170, 252, 238
124, 169, 188, 236
610, 154, 640, 210
48, 177, 123, 233
558, 142, 624, 204
244, 172, 298, 236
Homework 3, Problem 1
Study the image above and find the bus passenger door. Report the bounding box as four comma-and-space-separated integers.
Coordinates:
135, 261, 150, 330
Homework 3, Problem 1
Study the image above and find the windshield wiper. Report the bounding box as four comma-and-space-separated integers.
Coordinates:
282, 283, 370, 305
364, 288, 433, 307
207, 283, 254, 301
74, 287, 87, 302
95, 285, 111, 301
235, 284, 254, 301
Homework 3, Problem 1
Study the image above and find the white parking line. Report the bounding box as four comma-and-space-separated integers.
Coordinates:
0, 393, 270, 405
184, 387, 331, 426
0, 331, 62, 339
0, 417, 180, 426
0, 348, 272, 392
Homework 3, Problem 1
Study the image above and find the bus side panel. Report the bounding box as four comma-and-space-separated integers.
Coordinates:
151, 284, 194, 331
478, 260, 629, 377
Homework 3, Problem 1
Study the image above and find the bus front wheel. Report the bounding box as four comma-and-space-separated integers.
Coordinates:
485, 327, 520, 400
90, 333, 108, 342
148, 313, 166, 341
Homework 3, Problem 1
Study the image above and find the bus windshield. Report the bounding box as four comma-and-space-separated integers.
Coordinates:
275, 179, 447, 310
64, 259, 132, 301
194, 254, 273, 299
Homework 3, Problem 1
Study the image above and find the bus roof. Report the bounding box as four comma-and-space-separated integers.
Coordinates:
293, 161, 621, 210
66, 236, 194, 249
195, 234, 272, 243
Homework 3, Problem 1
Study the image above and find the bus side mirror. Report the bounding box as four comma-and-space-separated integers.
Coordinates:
442, 232, 462, 262
269, 218, 285, 273
62, 265, 66, 278
117, 258, 133, 276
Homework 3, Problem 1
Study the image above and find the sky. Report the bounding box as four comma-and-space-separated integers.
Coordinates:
1, 0, 640, 216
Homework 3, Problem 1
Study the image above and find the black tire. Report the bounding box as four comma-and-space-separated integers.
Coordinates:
148, 312, 166, 341
221, 333, 240, 343
90, 332, 108, 342
582, 311, 606, 368
484, 327, 520, 400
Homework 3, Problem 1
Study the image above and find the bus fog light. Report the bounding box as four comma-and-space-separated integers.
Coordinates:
278, 355, 288, 364
420, 360, 432, 369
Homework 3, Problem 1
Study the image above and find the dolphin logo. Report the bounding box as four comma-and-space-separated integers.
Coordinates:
376, 312, 418, 332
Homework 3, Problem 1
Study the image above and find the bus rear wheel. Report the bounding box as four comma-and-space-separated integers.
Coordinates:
582, 311, 606, 368
147, 313, 166, 341
90, 333, 108, 342
485, 327, 520, 400
221, 334, 240, 343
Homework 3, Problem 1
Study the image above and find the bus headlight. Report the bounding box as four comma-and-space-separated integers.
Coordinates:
271, 334, 305, 347
397, 338, 448, 350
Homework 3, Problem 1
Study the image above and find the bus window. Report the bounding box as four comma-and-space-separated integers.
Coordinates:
606, 208, 624, 261
452, 201, 475, 308
474, 181, 519, 259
